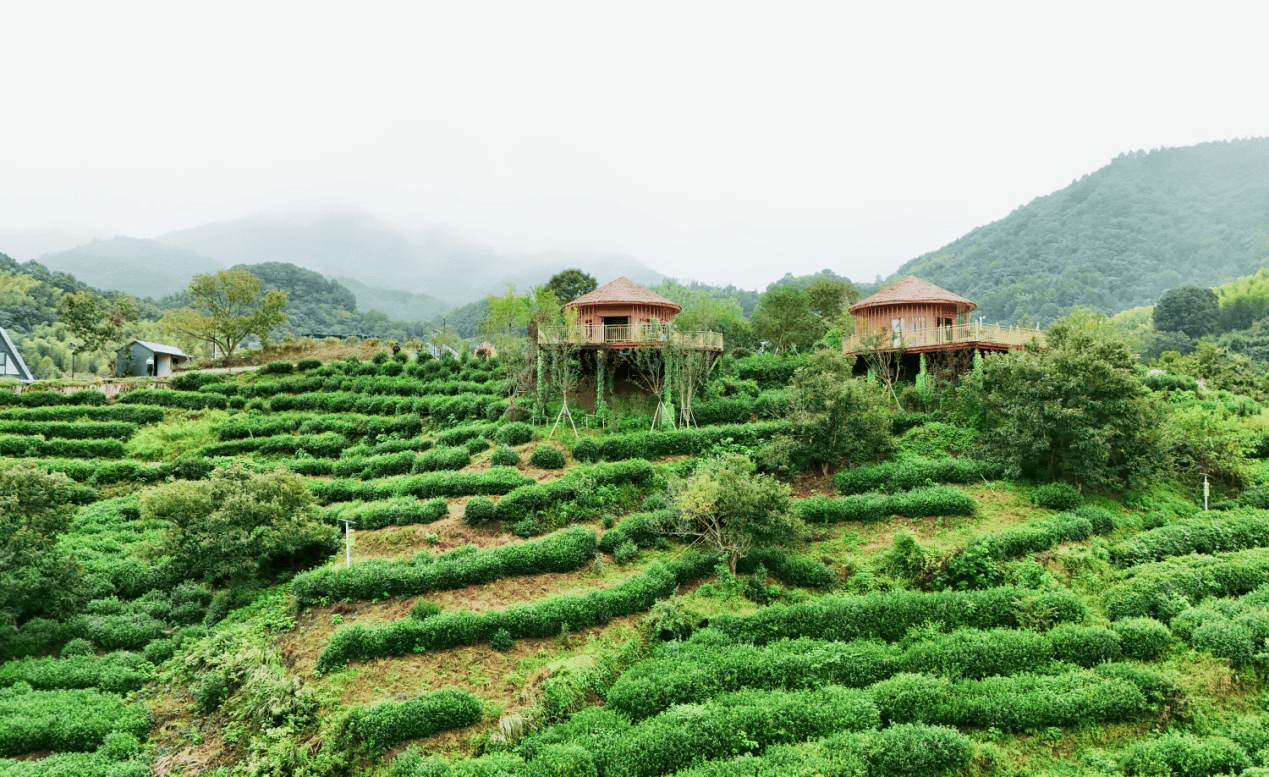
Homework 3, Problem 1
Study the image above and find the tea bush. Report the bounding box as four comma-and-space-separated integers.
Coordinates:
490, 445, 520, 466
1047, 624, 1123, 667
0, 405, 163, 424
322, 497, 449, 530
1119, 733, 1250, 776
0, 651, 154, 694
411, 446, 470, 473
310, 468, 533, 504
494, 422, 533, 446
1110, 510, 1269, 568
592, 423, 787, 461
349, 688, 483, 751
0, 390, 106, 407
463, 496, 495, 526
1106, 548, 1269, 621
493, 460, 654, 522
1110, 617, 1172, 660
529, 445, 566, 469
0, 685, 151, 756
598, 510, 671, 553
795, 486, 976, 524
293, 526, 597, 605
833, 458, 1002, 495
1032, 482, 1083, 510
117, 389, 227, 410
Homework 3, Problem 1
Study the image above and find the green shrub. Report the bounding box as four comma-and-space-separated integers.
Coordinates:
349, 688, 483, 751
1111, 618, 1171, 660
598, 510, 670, 553
1110, 510, 1269, 568
260, 361, 294, 375
736, 547, 835, 589
318, 562, 681, 669
708, 587, 1086, 645
0, 686, 151, 756
436, 424, 498, 447
975, 512, 1096, 560
872, 723, 973, 777
0, 405, 162, 424
1047, 624, 1122, 667
494, 422, 534, 446
117, 389, 227, 410
613, 540, 637, 566
530, 445, 566, 469
60, 638, 94, 658
595, 423, 787, 461
490, 446, 520, 466
293, 527, 597, 605
464, 497, 495, 525
514, 518, 542, 537
1032, 482, 1082, 511
1120, 733, 1250, 777
571, 438, 600, 463
311, 468, 533, 504
899, 628, 1055, 680
1191, 620, 1256, 665
143, 639, 177, 665
412, 446, 470, 473
796, 486, 976, 523
296, 358, 322, 371
491, 629, 513, 652
464, 436, 491, 455
323, 498, 450, 530
1106, 548, 1269, 621
410, 601, 442, 621
494, 460, 654, 521
833, 458, 1002, 495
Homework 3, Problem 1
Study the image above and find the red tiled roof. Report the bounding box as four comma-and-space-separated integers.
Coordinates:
563, 277, 682, 313
849, 276, 977, 314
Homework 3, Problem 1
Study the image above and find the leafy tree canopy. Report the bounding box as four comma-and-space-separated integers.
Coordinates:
777, 351, 893, 474
56, 290, 138, 353
160, 269, 288, 357
141, 463, 332, 587
1153, 285, 1218, 339
0, 463, 83, 627
544, 269, 597, 305
750, 286, 819, 354
965, 309, 1166, 489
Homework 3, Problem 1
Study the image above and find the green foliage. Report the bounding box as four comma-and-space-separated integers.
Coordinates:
834, 457, 1001, 494
411, 446, 471, 474
966, 310, 1165, 489
259, 360, 294, 375
709, 586, 1085, 645
1110, 510, 1269, 568
1032, 482, 1082, 510
1047, 624, 1122, 667
292, 527, 597, 605
490, 445, 520, 466
318, 562, 681, 669
463, 496, 495, 526
1120, 732, 1250, 776
160, 268, 288, 357
349, 688, 483, 752
613, 540, 637, 566
0, 463, 83, 628
323, 497, 449, 530
1110, 618, 1172, 660
796, 486, 976, 524
490, 628, 513, 652
544, 270, 597, 305
0, 651, 154, 694
142, 462, 334, 586
750, 285, 820, 353
590, 422, 787, 462
776, 352, 893, 474
311, 467, 533, 504
493, 460, 653, 522
1154, 285, 1220, 339
117, 389, 228, 410
1105, 547, 1269, 621
494, 422, 533, 446
598, 510, 671, 554
530, 445, 566, 469
0, 685, 150, 756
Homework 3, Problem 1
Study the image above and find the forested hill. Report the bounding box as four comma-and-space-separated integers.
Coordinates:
894, 138, 1269, 325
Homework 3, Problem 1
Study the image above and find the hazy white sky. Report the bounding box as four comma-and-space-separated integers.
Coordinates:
1, 1, 1266, 289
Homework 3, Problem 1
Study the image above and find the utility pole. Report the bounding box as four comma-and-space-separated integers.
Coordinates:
68, 342, 78, 378
1201, 473, 1210, 512
340, 519, 355, 566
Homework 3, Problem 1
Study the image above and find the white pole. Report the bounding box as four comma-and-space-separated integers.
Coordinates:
1201, 474, 1210, 512
341, 519, 355, 566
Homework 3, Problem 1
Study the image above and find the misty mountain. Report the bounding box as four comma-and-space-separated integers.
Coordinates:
334, 277, 450, 324
39, 237, 223, 299
154, 208, 666, 306
893, 138, 1269, 326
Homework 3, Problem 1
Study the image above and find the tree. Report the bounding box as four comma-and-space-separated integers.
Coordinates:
781, 351, 893, 474
160, 269, 288, 357
480, 286, 534, 357
544, 269, 598, 305
0, 463, 83, 627
661, 454, 804, 573
56, 290, 138, 353
142, 463, 333, 587
1153, 285, 1219, 339
965, 310, 1165, 489
805, 278, 859, 323
750, 286, 818, 353
674, 297, 753, 350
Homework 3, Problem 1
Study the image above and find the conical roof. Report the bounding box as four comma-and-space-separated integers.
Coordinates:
563, 277, 682, 313
849, 276, 977, 315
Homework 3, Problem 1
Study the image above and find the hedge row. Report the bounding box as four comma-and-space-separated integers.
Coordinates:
1166, 585, 1269, 666
597, 686, 880, 777
0, 389, 106, 407
202, 373, 509, 399
0, 420, 137, 440
215, 413, 424, 442
736, 547, 836, 589
833, 457, 1003, 495
0, 435, 126, 460
0, 405, 163, 424
309, 468, 533, 504
435, 424, 499, 447
267, 391, 504, 423
610, 623, 1168, 721
576, 422, 787, 462
795, 486, 976, 523
598, 510, 670, 553
1110, 510, 1269, 568
349, 688, 483, 751
117, 389, 227, 409
494, 460, 656, 522
318, 562, 680, 670
0, 686, 151, 757
1106, 548, 1269, 621
708, 586, 1086, 645
871, 666, 1157, 732
689, 390, 790, 425
293, 526, 598, 605
200, 432, 349, 459
322, 447, 468, 480
0, 651, 155, 694
975, 507, 1114, 561
321, 498, 449, 530
0, 749, 148, 777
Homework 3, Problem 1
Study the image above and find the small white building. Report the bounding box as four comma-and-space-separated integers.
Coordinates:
116, 339, 189, 377
0, 327, 35, 382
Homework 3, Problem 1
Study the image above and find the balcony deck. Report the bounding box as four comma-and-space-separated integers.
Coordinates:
843, 322, 1044, 355
538, 323, 723, 351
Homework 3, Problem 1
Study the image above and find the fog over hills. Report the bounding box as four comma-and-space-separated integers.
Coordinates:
155, 209, 665, 305
39, 237, 225, 299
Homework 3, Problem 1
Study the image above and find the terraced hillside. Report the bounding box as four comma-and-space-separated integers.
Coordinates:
5, 346, 1269, 777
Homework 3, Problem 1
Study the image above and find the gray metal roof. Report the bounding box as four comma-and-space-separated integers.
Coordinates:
0, 327, 35, 382
122, 339, 188, 358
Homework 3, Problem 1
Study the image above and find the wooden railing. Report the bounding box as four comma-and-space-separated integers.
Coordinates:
843, 322, 1044, 354
538, 323, 723, 350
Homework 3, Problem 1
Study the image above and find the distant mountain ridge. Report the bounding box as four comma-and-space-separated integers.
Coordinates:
893, 138, 1269, 325
39, 237, 224, 299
